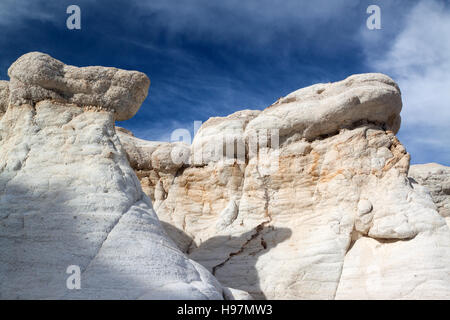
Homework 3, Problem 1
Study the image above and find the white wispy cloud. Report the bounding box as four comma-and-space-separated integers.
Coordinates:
0, 0, 59, 26
364, 0, 450, 164
134, 0, 360, 49
1, 0, 447, 164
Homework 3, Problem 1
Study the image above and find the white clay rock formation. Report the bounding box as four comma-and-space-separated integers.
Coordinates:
410, 163, 450, 228
0, 52, 231, 299
120, 74, 450, 299
1, 52, 449, 300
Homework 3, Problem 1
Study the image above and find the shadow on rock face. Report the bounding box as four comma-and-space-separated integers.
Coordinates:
159, 220, 292, 300
0, 103, 224, 300
160, 220, 195, 253
0, 175, 227, 299
0, 171, 288, 300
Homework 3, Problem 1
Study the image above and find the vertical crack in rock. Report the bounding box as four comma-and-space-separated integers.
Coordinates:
333, 226, 358, 299
212, 220, 270, 276
212, 158, 273, 276
380, 136, 409, 177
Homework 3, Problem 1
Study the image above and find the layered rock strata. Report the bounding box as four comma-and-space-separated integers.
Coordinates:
120, 74, 450, 299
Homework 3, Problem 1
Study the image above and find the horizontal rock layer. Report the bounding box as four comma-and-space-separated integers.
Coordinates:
247, 73, 402, 139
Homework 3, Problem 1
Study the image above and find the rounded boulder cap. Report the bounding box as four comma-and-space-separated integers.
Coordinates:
7, 52, 150, 121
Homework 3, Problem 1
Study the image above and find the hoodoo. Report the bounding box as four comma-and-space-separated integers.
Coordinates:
0, 52, 227, 299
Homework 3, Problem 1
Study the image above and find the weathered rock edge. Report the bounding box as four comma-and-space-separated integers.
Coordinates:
7, 52, 150, 121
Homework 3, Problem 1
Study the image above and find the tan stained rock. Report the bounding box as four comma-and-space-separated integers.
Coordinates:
246, 73, 402, 142
122, 74, 450, 299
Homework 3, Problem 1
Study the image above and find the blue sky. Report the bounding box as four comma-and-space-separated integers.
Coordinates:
0, 0, 448, 165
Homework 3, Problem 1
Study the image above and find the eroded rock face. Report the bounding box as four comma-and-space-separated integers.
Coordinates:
7, 52, 150, 121
246, 73, 402, 141
117, 128, 190, 211
0, 53, 225, 299
122, 74, 450, 299
3, 53, 448, 300
0, 81, 9, 118
410, 163, 450, 227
